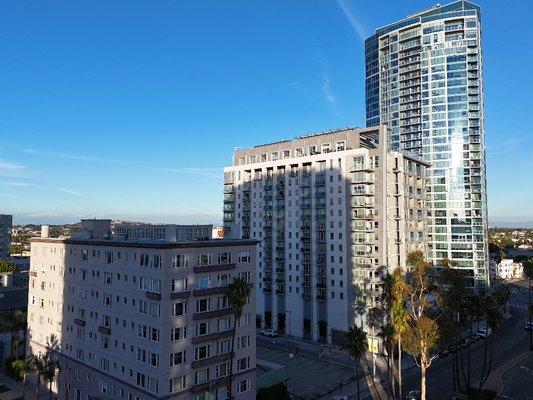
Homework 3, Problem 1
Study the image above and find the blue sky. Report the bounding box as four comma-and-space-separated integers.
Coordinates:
0, 0, 532, 226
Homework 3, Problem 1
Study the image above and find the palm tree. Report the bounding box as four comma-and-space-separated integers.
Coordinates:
0, 309, 27, 359
378, 323, 395, 399
343, 325, 367, 400
42, 358, 59, 400
227, 277, 251, 400
11, 357, 34, 399
32, 354, 47, 400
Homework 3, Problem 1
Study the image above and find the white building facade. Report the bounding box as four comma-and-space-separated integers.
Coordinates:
27, 220, 257, 400
223, 127, 428, 343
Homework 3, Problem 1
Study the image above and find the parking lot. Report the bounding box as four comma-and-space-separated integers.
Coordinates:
257, 343, 356, 399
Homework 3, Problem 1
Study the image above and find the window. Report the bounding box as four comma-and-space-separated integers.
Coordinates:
99, 380, 108, 394
171, 278, 187, 293
237, 335, 250, 349
81, 250, 88, 261
172, 301, 187, 317
105, 251, 113, 264
198, 275, 211, 289
149, 352, 159, 367
218, 252, 231, 264
100, 357, 109, 372
238, 251, 251, 263
170, 326, 187, 341
238, 313, 250, 328
170, 351, 186, 367
196, 298, 210, 313
237, 356, 250, 371
169, 376, 186, 392
104, 272, 112, 285
172, 254, 189, 268
237, 379, 250, 393
195, 322, 210, 336
216, 339, 231, 354
216, 362, 230, 378
195, 345, 210, 360
103, 294, 112, 307
218, 273, 231, 287
336, 141, 346, 151
197, 253, 212, 267
140, 254, 161, 268
217, 317, 231, 332
238, 271, 251, 283
195, 368, 210, 385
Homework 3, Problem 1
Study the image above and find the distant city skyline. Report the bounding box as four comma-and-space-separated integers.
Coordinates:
1, 0, 532, 226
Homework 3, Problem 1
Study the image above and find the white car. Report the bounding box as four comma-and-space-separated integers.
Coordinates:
260, 329, 279, 337
476, 328, 492, 338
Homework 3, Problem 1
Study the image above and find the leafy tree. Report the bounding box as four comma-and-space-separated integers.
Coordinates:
11, 357, 33, 399
10, 243, 24, 256
342, 325, 367, 400
227, 277, 251, 400
0, 309, 27, 359
402, 251, 439, 400
391, 268, 409, 399
0, 259, 17, 272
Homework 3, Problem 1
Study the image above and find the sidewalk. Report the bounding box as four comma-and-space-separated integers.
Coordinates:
0, 370, 48, 400
0, 370, 23, 400
260, 334, 415, 371
474, 350, 531, 395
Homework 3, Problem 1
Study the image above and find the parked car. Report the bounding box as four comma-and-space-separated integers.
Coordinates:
328, 396, 348, 400
476, 328, 492, 338
405, 390, 421, 400
260, 329, 279, 337
525, 322, 533, 331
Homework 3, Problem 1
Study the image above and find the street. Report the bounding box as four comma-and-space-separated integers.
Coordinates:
257, 279, 532, 400
402, 279, 531, 400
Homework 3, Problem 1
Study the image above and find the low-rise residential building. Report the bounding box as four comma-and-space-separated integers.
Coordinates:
27, 219, 257, 400
489, 258, 523, 281
223, 126, 429, 343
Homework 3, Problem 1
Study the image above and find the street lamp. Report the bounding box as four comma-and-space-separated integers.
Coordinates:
289, 351, 296, 397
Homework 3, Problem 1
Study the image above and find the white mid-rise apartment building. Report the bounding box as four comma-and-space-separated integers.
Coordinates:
223, 126, 428, 343
27, 219, 257, 400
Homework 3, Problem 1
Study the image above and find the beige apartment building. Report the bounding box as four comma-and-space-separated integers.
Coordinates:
27, 219, 257, 400
223, 126, 428, 343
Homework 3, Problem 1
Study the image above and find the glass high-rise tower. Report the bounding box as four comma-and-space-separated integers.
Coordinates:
365, 1, 488, 289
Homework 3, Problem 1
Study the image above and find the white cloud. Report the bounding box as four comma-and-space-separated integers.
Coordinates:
0, 160, 25, 176
336, 0, 368, 41
58, 188, 84, 196
23, 148, 102, 162
150, 167, 221, 179
321, 72, 337, 106
1, 181, 33, 187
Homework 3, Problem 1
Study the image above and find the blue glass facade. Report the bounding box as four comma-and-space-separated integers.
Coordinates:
365, 1, 488, 289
